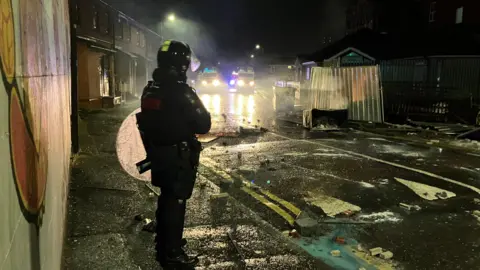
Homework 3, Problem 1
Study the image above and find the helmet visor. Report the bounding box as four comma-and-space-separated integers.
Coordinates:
190, 50, 201, 72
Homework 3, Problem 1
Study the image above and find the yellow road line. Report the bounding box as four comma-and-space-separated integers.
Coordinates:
202, 157, 302, 215
240, 187, 295, 226
259, 190, 301, 216
270, 133, 480, 195
201, 158, 297, 225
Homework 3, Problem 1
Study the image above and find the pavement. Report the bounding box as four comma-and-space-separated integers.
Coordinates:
63, 90, 480, 270
62, 101, 324, 270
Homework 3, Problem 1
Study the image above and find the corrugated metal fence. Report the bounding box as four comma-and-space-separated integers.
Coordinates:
380, 57, 480, 124
306, 66, 384, 123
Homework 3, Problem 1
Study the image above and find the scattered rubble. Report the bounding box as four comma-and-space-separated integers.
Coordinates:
293, 217, 319, 237
369, 247, 383, 256
142, 219, 156, 232
288, 229, 300, 238
237, 152, 242, 159
330, 250, 341, 257
472, 210, 480, 222
399, 203, 422, 211
380, 251, 394, 260
474, 198, 480, 205
333, 236, 346, 244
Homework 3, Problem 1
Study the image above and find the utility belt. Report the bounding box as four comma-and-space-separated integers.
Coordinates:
136, 139, 202, 174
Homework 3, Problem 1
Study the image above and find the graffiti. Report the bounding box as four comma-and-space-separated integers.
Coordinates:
0, 0, 63, 226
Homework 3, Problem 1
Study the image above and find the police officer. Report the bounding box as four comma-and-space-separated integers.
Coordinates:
137, 40, 211, 269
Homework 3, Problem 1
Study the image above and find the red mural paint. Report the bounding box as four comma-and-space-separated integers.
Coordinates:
9, 88, 47, 215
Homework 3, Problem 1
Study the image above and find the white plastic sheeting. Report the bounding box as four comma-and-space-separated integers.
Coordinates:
306, 66, 384, 123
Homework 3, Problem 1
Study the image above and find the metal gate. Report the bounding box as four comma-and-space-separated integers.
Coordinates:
306, 66, 384, 123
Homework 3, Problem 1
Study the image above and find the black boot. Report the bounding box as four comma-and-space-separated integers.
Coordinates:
160, 249, 199, 269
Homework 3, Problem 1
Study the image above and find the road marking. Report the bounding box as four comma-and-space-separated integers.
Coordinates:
395, 177, 456, 200
305, 191, 361, 218
259, 190, 301, 216
202, 157, 302, 216
200, 158, 298, 225
241, 187, 295, 225
270, 133, 480, 195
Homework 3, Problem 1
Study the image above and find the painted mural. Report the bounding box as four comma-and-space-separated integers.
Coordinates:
0, 0, 71, 269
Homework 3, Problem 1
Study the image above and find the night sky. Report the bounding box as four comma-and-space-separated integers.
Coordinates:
104, 0, 352, 59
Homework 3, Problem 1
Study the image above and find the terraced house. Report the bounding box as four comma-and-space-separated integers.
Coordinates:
72, 0, 161, 108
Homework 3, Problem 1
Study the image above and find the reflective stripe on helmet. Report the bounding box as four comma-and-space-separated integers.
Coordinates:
160, 40, 172, 51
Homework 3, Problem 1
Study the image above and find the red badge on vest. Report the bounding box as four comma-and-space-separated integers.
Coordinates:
142, 97, 162, 110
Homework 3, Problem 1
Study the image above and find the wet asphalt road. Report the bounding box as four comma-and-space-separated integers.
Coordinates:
197, 90, 480, 270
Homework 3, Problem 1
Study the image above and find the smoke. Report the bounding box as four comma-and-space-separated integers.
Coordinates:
156, 18, 217, 61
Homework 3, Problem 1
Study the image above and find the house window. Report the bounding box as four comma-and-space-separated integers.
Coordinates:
270, 66, 276, 73
140, 33, 146, 48
456, 6, 463, 24
115, 17, 124, 39
104, 12, 110, 34
93, 6, 99, 29
429, 1, 436, 22
124, 23, 131, 41
136, 30, 140, 46
306, 67, 311, 80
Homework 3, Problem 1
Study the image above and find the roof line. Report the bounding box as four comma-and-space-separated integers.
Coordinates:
99, 0, 162, 38
325, 47, 376, 61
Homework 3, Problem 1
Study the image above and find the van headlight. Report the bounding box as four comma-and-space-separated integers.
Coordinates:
249, 81, 254, 86
237, 80, 245, 86
213, 79, 220, 86
202, 80, 207, 85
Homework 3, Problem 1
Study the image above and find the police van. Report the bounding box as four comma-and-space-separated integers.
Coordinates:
195, 68, 227, 93
229, 68, 255, 93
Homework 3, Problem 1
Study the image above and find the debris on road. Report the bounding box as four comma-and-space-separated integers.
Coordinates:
474, 198, 480, 205
330, 250, 341, 257
395, 177, 456, 201
333, 236, 346, 244
358, 211, 401, 223
472, 210, 480, 222
134, 214, 144, 221
304, 192, 361, 217
399, 203, 422, 211
237, 152, 242, 159
142, 219, 156, 232
380, 251, 394, 260
209, 193, 229, 201
289, 229, 300, 238
369, 247, 383, 256
294, 217, 319, 237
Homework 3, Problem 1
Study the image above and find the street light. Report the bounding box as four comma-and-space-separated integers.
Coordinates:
250, 54, 254, 58
168, 14, 175, 21
255, 44, 261, 49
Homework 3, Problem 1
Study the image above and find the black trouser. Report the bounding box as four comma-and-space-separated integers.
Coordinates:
155, 188, 186, 260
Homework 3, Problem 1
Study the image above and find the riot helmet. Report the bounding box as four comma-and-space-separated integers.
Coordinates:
157, 40, 200, 77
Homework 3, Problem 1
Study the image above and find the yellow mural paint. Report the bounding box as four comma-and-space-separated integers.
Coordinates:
0, 0, 15, 82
